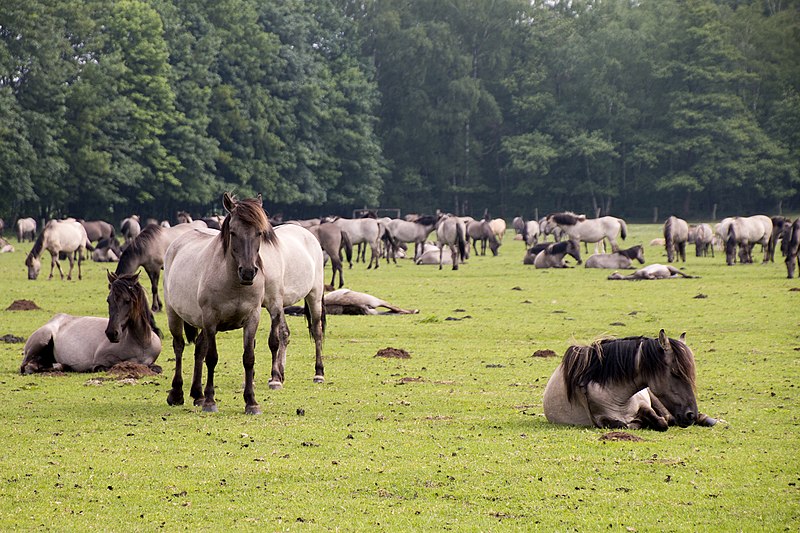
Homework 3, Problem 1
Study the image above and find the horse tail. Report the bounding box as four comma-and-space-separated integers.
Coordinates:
340, 230, 353, 267
184, 324, 198, 344
664, 217, 674, 261
456, 223, 467, 261
619, 218, 627, 241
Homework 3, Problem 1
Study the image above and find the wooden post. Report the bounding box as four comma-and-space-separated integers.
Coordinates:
652, 207, 658, 224
711, 203, 717, 221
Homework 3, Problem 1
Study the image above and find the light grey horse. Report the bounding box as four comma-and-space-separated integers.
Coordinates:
693, 223, 714, 257
466, 219, 500, 256
722, 215, 772, 265
323, 289, 418, 315
25, 219, 91, 280
545, 212, 627, 253
584, 245, 644, 269
608, 264, 696, 280
121, 215, 141, 244
533, 240, 581, 268
663, 216, 689, 262
16, 217, 37, 242
328, 216, 381, 269
385, 215, 440, 262
436, 215, 468, 270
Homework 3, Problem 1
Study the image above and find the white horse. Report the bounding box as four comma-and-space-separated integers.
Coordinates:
121, 215, 141, 244
25, 219, 90, 280
545, 212, 627, 253
489, 218, 506, 242
608, 264, 696, 280
328, 216, 381, 269
721, 215, 772, 265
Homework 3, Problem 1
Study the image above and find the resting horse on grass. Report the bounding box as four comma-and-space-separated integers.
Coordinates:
25, 219, 91, 280
543, 330, 717, 430
545, 212, 627, 254
608, 264, 696, 280
323, 289, 418, 315
164, 193, 325, 414
533, 240, 581, 268
115, 220, 208, 311
663, 216, 689, 262
585, 245, 644, 269
20, 272, 161, 373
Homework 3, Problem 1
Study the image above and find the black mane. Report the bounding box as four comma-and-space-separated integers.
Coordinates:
618, 245, 642, 259
415, 215, 438, 226
116, 224, 164, 275
550, 212, 584, 226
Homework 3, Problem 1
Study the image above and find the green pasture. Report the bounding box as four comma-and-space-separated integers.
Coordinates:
0, 225, 797, 530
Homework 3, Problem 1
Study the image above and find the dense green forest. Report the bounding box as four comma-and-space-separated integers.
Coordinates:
0, 0, 798, 224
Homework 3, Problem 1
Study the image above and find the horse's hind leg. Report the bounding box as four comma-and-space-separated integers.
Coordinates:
166, 312, 190, 406
268, 311, 290, 390
305, 296, 325, 384
190, 330, 205, 405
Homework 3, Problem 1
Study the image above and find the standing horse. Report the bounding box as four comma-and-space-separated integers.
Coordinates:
466, 219, 500, 256
115, 220, 208, 311
385, 215, 439, 262
545, 212, 627, 253
121, 215, 141, 244
79, 219, 115, 243
436, 215, 467, 270
585, 245, 644, 269
20, 272, 161, 373
784, 218, 800, 279
769, 216, 792, 262
16, 217, 37, 242
723, 215, 772, 265
543, 331, 716, 430
164, 193, 325, 414
25, 219, 90, 280
306, 222, 352, 288
327, 216, 381, 269
533, 240, 581, 268
694, 223, 714, 257
489, 218, 507, 242
522, 219, 540, 246
663, 216, 689, 262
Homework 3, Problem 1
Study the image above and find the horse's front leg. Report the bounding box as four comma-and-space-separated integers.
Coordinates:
65, 253, 76, 280
201, 327, 219, 412
189, 330, 206, 405
242, 310, 262, 414
148, 269, 162, 312
268, 310, 290, 390
49, 253, 60, 280
166, 317, 187, 406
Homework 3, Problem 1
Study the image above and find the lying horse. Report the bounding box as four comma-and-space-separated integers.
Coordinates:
585, 245, 644, 269
20, 272, 161, 373
608, 264, 696, 280
533, 240, 581, 268
663, 216, 689, 262
523, 243, 550, 265
92, 238, 123, 262
543, 330, 717, 430
323, 289, 418, 315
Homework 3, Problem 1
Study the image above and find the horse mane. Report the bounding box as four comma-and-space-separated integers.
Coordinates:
561, 335, 696, 402
116, 224, 164, 274
550, 212, 584, 225
27, 228, 46, 260
414, 215, 438, 226
220, 197, 277, 254
546, 241, 570, 255
618, 245, 642, 259
111, 273, 162, 338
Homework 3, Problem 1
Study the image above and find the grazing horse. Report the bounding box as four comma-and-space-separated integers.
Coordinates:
608, 264, 696, 280
663, 216, 689, 262
115, 220, 208, 311
466, 219, 500, 256
121, 215, 141, 244
693, 223, 714, 257
385, 215, 439, 262
489, 218, 507, 242
522, 220, 540, 246
16, 217, 37, 242
785, 218, 800, 279
323, 289, 418, 315
533, 240, 581, 268
543, 330, 717, 430
306, 222, 352, 288
164, 193, 325, 414
512, 216, 525, 235
769, 216, 792, 262
20, 272, 161, 373
436, 215, 468, 270
327, 216, 381, 269
585, 245, 644, 269
545, 212, 627, 253
723, 215, 772, 265
79, 219, 115, 243
25, 219, 90, 280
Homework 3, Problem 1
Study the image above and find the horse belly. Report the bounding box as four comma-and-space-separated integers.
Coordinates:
52, 317, 111, 371
542, 366, 593, 426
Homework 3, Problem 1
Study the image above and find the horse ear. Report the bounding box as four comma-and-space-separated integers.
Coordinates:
658, 329, 669, 350
107, 270, 117, 284
223, 192, 236, 213
679, 332, 686, 343
255, 193, 263, 207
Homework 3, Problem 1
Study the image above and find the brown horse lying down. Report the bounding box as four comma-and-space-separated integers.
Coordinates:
607, 264, 696, 280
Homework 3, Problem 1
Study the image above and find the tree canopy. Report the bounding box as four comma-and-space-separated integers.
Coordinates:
0, 0, 797, 223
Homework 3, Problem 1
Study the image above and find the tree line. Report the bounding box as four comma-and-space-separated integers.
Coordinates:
0, 0, 797, 225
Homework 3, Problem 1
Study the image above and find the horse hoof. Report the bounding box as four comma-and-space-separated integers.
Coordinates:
202, 403, 218, 413
313, 375, 325, 384
269, 380, 283, 390
193, 398, 204, 407
245, 405, 262, 415
167, 393, 184, 406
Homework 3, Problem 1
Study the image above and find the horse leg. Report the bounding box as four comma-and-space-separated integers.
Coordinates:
241, 311, 262, 414
268, 311, 290, 390
629, 406, 669, 431
148, 268, 162, 311
368, 242, 379, 269
451, 245, 458, 270
66, 253, 75, 281
190, 330, 205, 405
201, 328, 219, 413
306, 296, 325, 384
166, 315, 187, 406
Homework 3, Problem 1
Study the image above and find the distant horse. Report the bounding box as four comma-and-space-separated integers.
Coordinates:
121, 215, 141, 244
608, 264, 696, 280
523, 243, 550, 265
92, 238, 123, 262
307, 222, 352, 288
784, 218, 800, 279
25, 219, 90, 280
543, 330, 717, 430
512, 216, 525, 235
323, 289, 418, 315
489, 218, 507, 242
545, 212, 627, 253
327, 216, 381, 269
436, 215, 468, 270
16, 217, 37, 242
585, 245, 644, 269
723, 215, 772, 265
415, 243, 452, 265
466, 219, 500, 256
115, 220, 208, 311
693, 223, 714, 257
533, 240, 581, 268
20, 272, 161, 373
522, 220, 540, 246
164, 193, 325, 413
663, 216, 689, 262
769, 216, 792, 262
79, 219, 115, 243
385, 215, 439, 262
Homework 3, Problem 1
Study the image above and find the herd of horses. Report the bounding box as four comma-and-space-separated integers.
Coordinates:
9, 200, 799, 430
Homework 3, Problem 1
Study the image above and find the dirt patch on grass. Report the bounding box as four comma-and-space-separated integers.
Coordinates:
600, 431, 644, 442
398, 376, 424, 383
7, 299, 40, 311
1, 334, 25, 343
533, 349, 558, 358
107, 362, 160, 379
375, 347, 411, 359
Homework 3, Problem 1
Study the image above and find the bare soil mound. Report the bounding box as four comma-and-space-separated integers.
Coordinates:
1, 334, 24, 343
599, 431, 644, 442
533, 349, 557, 358
107, 362, 160, 379
7, 300, 40, 311
375, 347, 411, 359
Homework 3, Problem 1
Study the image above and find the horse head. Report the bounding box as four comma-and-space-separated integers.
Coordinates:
647, 330, 698, 427
565, 239, 582, 264
221, 192, 275, 285
25, 254, 41, 280
106, 271, 158, 343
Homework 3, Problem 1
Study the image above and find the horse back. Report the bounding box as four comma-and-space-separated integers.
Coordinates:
269, 224, 324, 307
542, 364, 593, 426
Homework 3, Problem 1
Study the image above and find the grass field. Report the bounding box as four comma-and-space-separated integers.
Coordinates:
0, 224, 798, 530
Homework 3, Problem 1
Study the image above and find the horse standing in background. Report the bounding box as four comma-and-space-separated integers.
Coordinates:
545, 212, 627, 254
723, 215, 772, 265
25, 219, 90, 281
784, 218, 800, 279
436, 215, 467, 270
16, 217, 37, 242
121, 215, 141, 244
306, 222, 353, 288
466, 219, 500, 256
663, 216, 689, 262
693, 223, 714, 257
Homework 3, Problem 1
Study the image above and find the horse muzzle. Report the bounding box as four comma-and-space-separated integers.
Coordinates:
238, 267, 258, 285
105, 328, 121, 343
